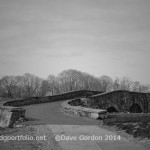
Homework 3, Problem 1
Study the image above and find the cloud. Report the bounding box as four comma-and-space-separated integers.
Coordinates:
0, 0, 150, 84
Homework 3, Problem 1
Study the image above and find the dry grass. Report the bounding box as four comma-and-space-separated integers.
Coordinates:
115, 122, 150, 139
101, 121, 150, 149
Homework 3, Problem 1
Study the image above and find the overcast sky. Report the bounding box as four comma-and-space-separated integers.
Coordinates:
0, 0, 150, 84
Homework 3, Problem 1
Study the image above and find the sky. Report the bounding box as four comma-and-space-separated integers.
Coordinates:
0, 0, 150, 84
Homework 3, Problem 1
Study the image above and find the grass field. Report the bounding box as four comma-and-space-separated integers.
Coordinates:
115, 122, 150, 139
104, 120, 150, 139
102, 121, 150, 149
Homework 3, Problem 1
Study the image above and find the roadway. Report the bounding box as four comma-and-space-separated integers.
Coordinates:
23, 100, 101, 125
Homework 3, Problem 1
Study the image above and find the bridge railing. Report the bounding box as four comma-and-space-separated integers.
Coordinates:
3, 90, 102, 107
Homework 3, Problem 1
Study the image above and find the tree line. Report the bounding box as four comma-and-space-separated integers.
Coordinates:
0, 69, 149, 99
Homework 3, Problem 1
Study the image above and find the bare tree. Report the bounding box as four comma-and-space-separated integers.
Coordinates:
131, 81, 150, 92
47, 75, 60, 95
99, 75, 113, 92
112, 77, 150, 93
13, 75, 25, 98
112, 78, 120, 91
58, 70, 83, 92
112, 77, 133, 91
120, 77, 132, 91
81, 73, 101, 91
0, 76, 17, 99
23, 73, 42, 97
1, 70, 149, 99
40, 80, 49, 96
57, 70, 102, 92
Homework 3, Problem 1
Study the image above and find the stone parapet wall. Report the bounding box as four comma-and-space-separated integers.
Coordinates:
61, 99, 107, 119
0, 106, 25, 128
3, 90, 102, 107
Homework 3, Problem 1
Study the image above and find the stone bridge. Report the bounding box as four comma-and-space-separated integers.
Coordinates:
87, 90, 150, 113
1, 90, 150, 128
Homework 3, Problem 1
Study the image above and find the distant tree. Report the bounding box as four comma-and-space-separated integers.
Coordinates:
40, 80, 49, 96
0, 76, 17, 99
82, 73, 102, 91
13, 75, 25, 98
119, 77, 132, 91
112, 77, 133, 91
131, 81, 150, 93
57, 69, 102, 92
1, 69, 150, 99
47, 75, 60, 95
23, 73, 42, 97
112, 78, 120, 91
99, 75, 113, 92
112, 77, 150, 93
58, 69, 83, 92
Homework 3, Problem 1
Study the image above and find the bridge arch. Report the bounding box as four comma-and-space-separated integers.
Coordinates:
129, 103, 142, 113
107, 106, 118, 113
